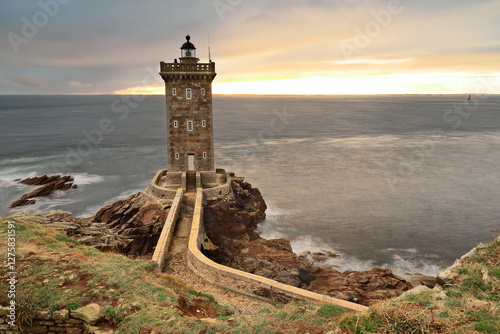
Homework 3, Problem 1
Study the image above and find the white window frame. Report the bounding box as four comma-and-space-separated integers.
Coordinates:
173, 120, 178, 128
174, 153, 180, 160
172, 88, 177, 96
186, 88, 192, 100
201, 88, 206, 95
201, 120, 206, 127
187, 120, 193, 131
203, 152, 207, 159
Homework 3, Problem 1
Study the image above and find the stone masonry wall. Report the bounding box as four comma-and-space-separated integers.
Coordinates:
163, 69, 216, 172
187, 190, 368, 313
0, 304, 106, 334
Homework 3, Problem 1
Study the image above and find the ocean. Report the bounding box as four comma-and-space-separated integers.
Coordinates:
1, 94, 499, 276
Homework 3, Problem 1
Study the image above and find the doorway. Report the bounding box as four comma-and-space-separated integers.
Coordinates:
187, 154, 195, 171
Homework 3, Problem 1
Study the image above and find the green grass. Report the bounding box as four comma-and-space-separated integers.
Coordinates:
0, 217, 350, 333
317, 304, 347, 318
340, 238, 500, 334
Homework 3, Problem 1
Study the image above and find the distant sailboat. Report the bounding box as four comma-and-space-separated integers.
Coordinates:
467, 94, 472, 101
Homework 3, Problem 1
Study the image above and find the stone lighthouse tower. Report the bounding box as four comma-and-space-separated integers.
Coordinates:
160, 35, 217, 184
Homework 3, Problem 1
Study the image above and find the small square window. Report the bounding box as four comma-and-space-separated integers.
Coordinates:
201, 120, 206, 127
186, 88, 192, 100
203, 152, 207, 159
172, 88, 177, 96
201, 88, 206, 95
175, 153, 180, 160
187, 120, 193, 131
173, 121, 178, 128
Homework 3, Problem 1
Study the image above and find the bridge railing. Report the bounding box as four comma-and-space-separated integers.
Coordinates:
152, 188, 184, 270
187, 188, 368, 312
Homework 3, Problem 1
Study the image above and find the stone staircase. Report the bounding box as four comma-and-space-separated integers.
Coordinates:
186, 171, 196, 193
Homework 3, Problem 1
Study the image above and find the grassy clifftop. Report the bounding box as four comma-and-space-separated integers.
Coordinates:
0, 217, 348, 334
339, 237, 499, 334
1, 217, 498, 333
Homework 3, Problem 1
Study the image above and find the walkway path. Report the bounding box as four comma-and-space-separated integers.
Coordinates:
162, 192, 276, 315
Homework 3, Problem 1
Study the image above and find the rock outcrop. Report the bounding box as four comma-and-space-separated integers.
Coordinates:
91, 192, 170, 256
10, 175, 413, 306
10, 175, 77, 208
11, 192, 170, 256
203, 177, 413, 306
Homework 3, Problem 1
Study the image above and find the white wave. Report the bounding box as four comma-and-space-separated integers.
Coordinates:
290, 234, 340, 256
265, 138, 310, 146
381, 249, 444, 276
220, 138, 310, 150
274, 232, 445, 275
0, 168, 40, 186
265, 206, 301, 222
386, 247, 419, 254
71, 173, 104, 185
318, 251, 443, 275
323, 255, 377, 272
257, 205, 301, 239
9, 197, 74, 215
0, 171, 102, 189
315, 135, 403, 147
0, 156, 51, 166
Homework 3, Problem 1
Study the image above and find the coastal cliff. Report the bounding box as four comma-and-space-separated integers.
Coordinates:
10, 191, 169, 257
9, 175, 412, 306
202, 177, 413, 306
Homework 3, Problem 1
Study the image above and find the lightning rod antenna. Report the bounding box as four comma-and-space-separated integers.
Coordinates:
208, 34, 212, 62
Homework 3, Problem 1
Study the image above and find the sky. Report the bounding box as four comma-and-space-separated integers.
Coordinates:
0, 0, 499, 95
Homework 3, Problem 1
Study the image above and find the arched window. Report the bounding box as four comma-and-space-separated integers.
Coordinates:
186, 88, 192, 100
187, 120, 193, 131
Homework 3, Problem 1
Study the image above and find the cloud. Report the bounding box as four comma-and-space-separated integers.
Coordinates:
0, 0, 499, 94
0, 75, 46, 89
334, 58, 413, 65
66, 80, 91, 88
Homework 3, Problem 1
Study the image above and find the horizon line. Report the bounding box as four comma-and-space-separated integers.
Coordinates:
0, 93, 496, 97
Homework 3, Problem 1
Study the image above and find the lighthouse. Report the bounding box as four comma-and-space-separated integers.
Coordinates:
159, 35, 217, 185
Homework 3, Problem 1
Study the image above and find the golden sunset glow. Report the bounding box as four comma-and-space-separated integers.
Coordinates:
1, 1, 499, 95
113, 73, 499, 96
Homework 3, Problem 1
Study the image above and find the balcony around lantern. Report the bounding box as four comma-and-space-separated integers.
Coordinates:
160, 62, 215, 74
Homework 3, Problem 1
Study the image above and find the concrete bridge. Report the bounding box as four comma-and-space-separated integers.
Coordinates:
149, 170, 368, 314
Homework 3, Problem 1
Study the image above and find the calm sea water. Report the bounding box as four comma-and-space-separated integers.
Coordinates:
1, 95, 499, 275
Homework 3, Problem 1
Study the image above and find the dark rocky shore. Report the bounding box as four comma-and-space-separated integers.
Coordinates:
202, 177, 415, 306
9, 175, 429, 306
10, 175, 77, 208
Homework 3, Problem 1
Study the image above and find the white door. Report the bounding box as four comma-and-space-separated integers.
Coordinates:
187, 154, 195, 171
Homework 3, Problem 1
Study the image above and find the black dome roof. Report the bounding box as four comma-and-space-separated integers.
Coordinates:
180, 35, 196, 49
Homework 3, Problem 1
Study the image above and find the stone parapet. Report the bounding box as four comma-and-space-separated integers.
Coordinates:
160, 62, 215, 74
146, 169, 179, 200
202, 168, 234, 201
187, 189, 368, 313
152, 188, 184, 270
